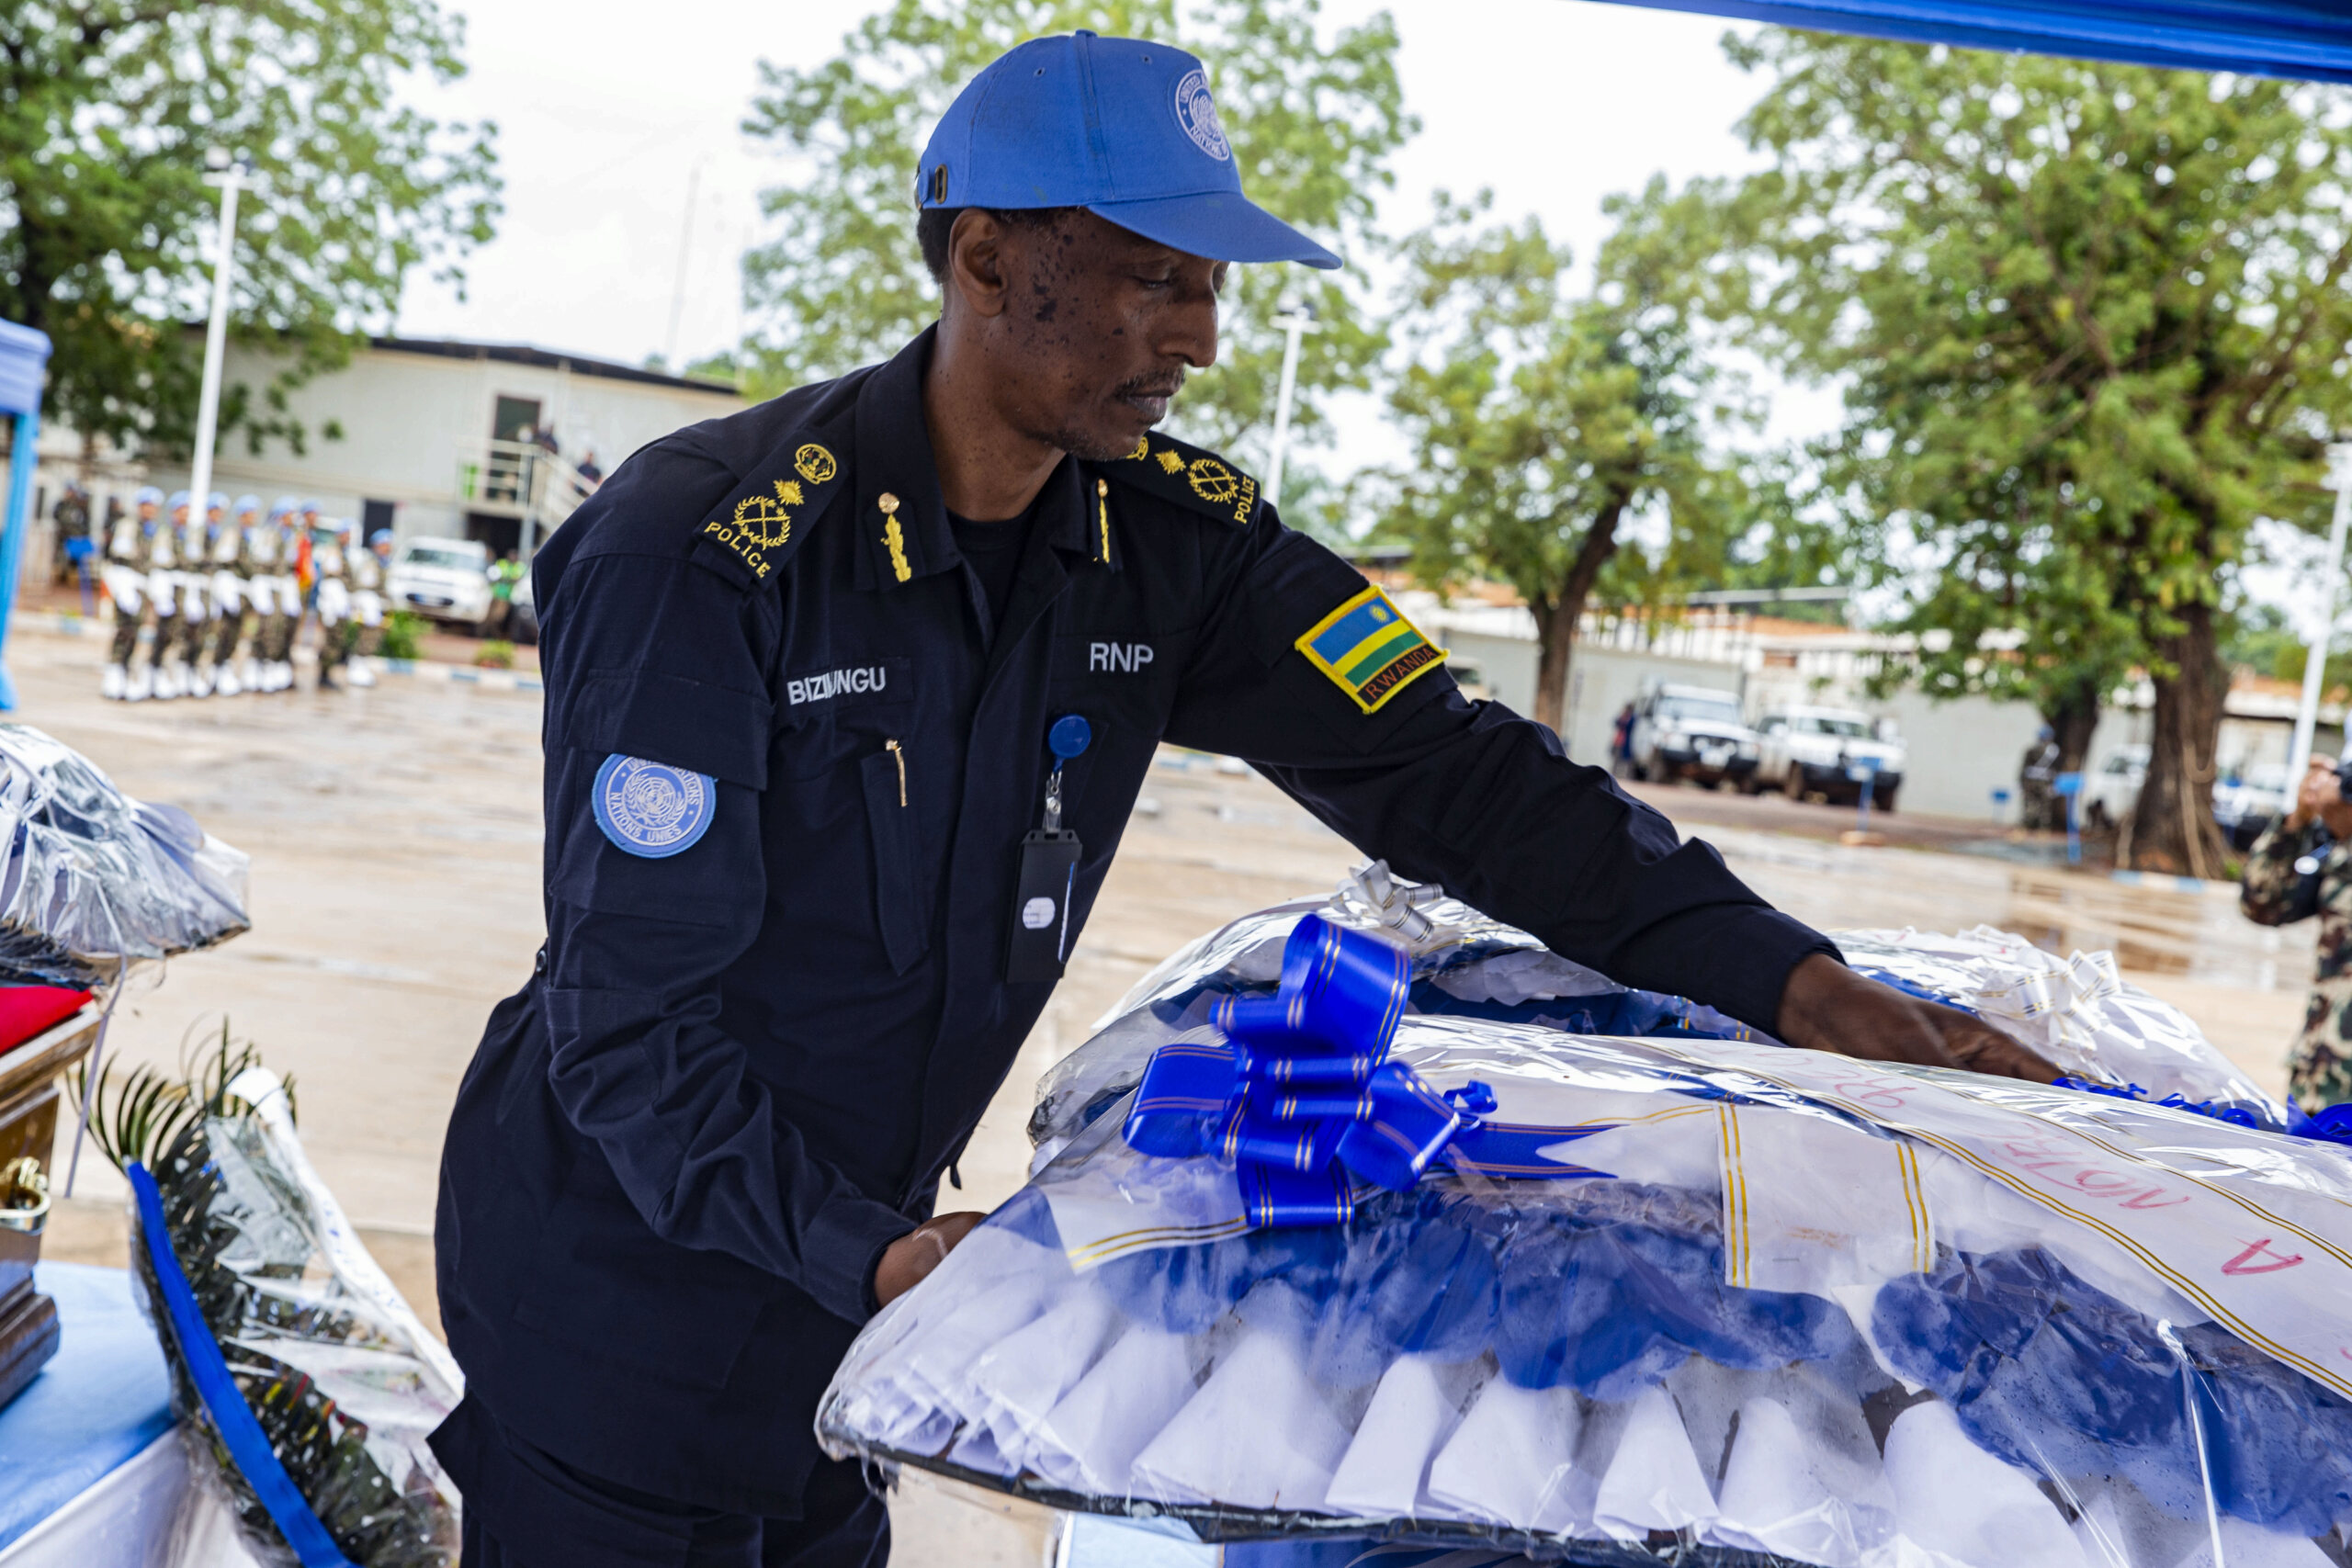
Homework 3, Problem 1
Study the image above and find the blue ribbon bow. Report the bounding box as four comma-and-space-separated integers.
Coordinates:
1124, 914, 1610, 1227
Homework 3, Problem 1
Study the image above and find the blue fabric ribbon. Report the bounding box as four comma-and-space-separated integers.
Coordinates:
128, 1161, 358, 1568
1124, 914, 1611, 1227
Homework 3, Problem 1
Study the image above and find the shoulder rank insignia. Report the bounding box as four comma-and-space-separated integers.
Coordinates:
692, 434, 845, 585
1296, 585, 1448, 714
1097, 431, 1261, 527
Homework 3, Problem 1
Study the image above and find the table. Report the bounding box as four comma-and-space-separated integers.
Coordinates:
0, 1262, 259, 1568
1058, 1513, 1540, 1566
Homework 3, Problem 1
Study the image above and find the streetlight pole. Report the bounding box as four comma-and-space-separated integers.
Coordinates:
2289, 441, 2352, 782
187, 152, 249, 519
1263, 301, 1319, 512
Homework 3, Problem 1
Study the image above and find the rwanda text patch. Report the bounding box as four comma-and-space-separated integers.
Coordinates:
1295, 586, 1447, 715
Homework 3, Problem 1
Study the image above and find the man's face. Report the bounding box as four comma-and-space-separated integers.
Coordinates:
137, 503, 156, 525
967, 210, 1225, 461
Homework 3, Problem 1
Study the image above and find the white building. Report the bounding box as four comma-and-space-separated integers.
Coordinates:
36, 335, 743, 564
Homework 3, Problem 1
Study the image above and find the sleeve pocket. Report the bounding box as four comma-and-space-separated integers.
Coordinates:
566, 670, 773, 788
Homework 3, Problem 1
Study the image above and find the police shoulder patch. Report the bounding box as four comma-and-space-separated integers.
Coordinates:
690, 431, 847, 587
1096, 432, 1262, 527
593, 754, 717, 858
1295, 585, 1448, 715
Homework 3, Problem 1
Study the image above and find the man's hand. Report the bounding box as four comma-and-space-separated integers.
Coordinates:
2287, 755, 2352, 839
1778, 954, 2059, 1082
873, 1210, 987, 1307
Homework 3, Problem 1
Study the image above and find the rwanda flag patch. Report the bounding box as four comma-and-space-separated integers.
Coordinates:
1295, 585, 1448, 714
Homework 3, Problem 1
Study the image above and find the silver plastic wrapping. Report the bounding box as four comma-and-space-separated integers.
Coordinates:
0, 722, 249, 986
1838, 925, 2286, 1123
825, 879, 2352, 1567
132, 1070, 461, 1567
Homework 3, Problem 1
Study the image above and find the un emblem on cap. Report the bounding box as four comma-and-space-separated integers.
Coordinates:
1173, 68, 1230, 162
592, 754, 716, 858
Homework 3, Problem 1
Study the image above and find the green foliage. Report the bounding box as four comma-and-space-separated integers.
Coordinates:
474, 637, 514, 670
735, 0, 1413, 470
1704, 33, 2352, 869
75, 1019, 295, 1174
1377, 184, 1766, 724
379, 610, 424, 662
0, 1, 503, 453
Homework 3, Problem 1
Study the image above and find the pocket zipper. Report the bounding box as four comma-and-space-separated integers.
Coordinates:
885, 739, 906, 807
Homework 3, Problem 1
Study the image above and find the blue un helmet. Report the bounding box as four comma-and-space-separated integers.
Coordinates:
133, 485, 164, 510
166, 490, 192, 517
916, 32, 1340, 269
233, 494, 262, 520
369, 528, 394, 555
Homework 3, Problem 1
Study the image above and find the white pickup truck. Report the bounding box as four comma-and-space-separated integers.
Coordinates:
1751, 704, 1905, 811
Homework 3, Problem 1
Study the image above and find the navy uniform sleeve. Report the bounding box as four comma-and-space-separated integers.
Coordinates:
537, 540, 914, 1325
1165, 520, 1837, 1034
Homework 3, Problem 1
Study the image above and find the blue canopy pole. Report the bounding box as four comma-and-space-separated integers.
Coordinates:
0, 322, 53, 714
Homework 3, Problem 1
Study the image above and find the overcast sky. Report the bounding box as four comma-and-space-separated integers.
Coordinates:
393, 0, 1778, 371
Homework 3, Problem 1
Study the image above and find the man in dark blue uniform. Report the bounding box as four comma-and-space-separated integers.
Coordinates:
431, 31, 2051, 1567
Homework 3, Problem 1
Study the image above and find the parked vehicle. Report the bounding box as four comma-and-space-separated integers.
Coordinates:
2211, 761, 2291, 851
1751, 705, 1905, 811
387, 537, 494, 632
2080, 744, 2148, 831
1628, 684, 1760, 788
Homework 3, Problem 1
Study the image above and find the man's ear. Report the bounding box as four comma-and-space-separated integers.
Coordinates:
945, 210, 1012, 321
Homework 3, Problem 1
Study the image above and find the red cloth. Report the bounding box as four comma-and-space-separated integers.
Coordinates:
0, 987, 92, 1057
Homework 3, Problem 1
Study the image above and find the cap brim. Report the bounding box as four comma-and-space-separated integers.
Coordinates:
1086, 190, 1341, 269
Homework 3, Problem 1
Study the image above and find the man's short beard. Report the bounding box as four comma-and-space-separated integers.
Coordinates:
1048, 423, 1155, 462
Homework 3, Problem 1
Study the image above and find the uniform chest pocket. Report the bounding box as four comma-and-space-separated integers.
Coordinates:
1048, 626, 1196, 731
860, 741, 930, 974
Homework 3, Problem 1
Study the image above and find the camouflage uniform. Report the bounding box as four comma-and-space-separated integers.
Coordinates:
2241, 817, 2352, 1110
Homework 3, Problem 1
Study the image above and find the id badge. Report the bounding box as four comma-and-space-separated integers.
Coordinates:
1007, 828, 1083, 982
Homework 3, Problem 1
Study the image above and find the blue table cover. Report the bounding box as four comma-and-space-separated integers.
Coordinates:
0, 1262, 175, 1551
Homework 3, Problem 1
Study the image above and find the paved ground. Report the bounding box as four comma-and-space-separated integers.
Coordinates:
13, 619, 2312, 1564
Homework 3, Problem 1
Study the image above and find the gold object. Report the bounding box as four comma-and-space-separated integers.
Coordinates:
886, 739, 907, 807
0, 1158, 48, 1235
879, 493, 911, 582
794, 444, 838, 485
1096, 479, 1112, 563
1155, 449, 1184, 476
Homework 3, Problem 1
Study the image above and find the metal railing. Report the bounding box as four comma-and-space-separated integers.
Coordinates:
455, 438, 598, 558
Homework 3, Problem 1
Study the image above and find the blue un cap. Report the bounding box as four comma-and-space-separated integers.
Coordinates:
920, 33, 1340, 270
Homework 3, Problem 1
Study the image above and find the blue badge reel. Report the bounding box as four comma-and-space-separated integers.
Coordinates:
592, 754, 717, 858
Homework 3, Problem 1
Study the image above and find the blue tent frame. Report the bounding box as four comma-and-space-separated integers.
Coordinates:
1593, 0, 2352, 84
0, 322, 51, 714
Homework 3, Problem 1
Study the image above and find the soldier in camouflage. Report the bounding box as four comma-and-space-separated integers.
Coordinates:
2240, 753, 2352, 1110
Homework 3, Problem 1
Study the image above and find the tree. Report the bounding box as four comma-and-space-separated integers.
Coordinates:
1713, 33, 2352, 876
0, 1, 501, 457
734, 0, 1412, 476
1378, 186, 1754, 733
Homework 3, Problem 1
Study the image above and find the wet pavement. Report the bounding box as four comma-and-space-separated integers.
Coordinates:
7, 620, 2312, 1562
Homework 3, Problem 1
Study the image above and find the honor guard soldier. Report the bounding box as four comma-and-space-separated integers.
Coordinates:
207, 496, 261, 696
309, 516, 352, 691
433, 33, 2055, 1568
100, 485, 164, 701
176, 491, 226, 696
143, 491, 189, 700
342, 526, 387, 687
252, 500, 302, 692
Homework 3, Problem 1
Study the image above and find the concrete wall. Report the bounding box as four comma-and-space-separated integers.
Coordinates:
1431, 609, 2168, 821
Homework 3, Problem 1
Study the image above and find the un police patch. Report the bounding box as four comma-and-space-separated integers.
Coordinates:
592, 754, 716, 858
